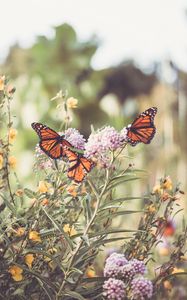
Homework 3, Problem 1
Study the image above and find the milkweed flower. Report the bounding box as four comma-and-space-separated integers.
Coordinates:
9, 265, 23, 281
65, 128, 85, 150
131, 277, 153, 300
103, 278, 126, 300
8, 128, 17, 144
131, 259, 146, 275
120, 262, 135, 280
104, 252, 128, 277
85, 126, 125, 167
35, 144, 53, 170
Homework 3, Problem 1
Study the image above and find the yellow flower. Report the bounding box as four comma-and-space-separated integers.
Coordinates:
8, 128, 17, 144
9, 265, 23, 281
15, 189, 24, 197
8, 156, 17, 169
67, 185, 77, 197
172, 267, 185, 274
29, 231, 42, 243
38, 181, 50, 193
63, 224, 77, 236
66, 97, 78, 109
15, 227, 25, 237
152, 184, 161, 194
0, 155, 3, 170
86, 267, 96, 278
0, 75, 5, 91
162, 176, 172, 190
147, 204, 156, 213
25, 254, 34, 268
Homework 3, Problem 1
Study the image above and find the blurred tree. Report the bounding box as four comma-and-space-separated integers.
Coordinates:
1, 23, 157, 136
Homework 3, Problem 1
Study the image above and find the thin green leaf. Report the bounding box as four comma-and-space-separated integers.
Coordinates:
41, 207, 74, 250
24, 188, 36, 199
63, 291, 87, 300
100, 197, 142, 209
106, 177, 141, 191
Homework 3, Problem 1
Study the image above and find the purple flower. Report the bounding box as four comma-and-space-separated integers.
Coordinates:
85, 126, 124, 167
120, 127, 128, 142
131, 259, 146, 275
64, 128, 85, 150
131, 277, 153, 300
104, 253, 128, 278
34, 144, 53, 170
103, 278, 126, 300
120, 262, 135, 280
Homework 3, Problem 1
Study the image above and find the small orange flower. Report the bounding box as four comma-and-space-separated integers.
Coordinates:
15, 189, 24, 197
162, 176, 172, 190
15, 227, 25, 237
161, 192, 170, 201
163, 220, 176, 237
38, 181, 50, 193
159, 247, 170, 256
86, 267, 96, 278
25, 254, 34, 268
0, 75, 5, 91
63, 224, 77, 236
41, 198, 49, 206
67, 185, 77, 197
163, 280, 172, 290
0, 155, 3, 170
8, 156, 17, 169
8, 128, 17, 144
152, 184, 161, 194
9, 265, 23, 281
29, 231, 42, 243
67, 97, 78, 109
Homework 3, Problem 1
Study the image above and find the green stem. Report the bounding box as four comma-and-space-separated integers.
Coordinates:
56, 170, 110, 299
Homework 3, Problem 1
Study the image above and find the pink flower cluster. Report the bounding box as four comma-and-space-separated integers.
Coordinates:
85, 126, 127, 167
103, 252, 153, 300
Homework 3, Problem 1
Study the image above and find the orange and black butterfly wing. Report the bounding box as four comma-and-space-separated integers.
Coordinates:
126, 107, 157, 146
31, 122, 72, 159
65, 149, 94, 183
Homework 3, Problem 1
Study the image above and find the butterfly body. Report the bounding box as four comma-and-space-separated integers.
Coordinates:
126, 107, 157, 146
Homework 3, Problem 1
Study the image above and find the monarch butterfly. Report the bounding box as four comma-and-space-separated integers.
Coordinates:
65, 148, 95, 183
31, 123, 72, 159
126, 107, 157, 146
